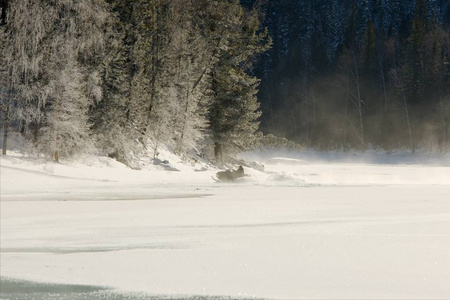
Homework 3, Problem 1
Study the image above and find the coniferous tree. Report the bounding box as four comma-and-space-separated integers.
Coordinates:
4, 0, 109, 160
168, 1, 212, 157
92, 0, 166, 165
91, 20, 136, 164
422, 24, 450, 151
208, 1, 270, 165
363, 19, 377, 77
1, 17, 9, 155
0, 0, 7, 25
404, 0, 428, 105
324, 0, 345, 63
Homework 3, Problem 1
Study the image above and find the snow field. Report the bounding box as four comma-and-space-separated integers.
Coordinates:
1, 151, 450, 298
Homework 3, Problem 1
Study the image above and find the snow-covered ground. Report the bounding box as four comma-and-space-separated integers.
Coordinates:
1, 150, 450, 299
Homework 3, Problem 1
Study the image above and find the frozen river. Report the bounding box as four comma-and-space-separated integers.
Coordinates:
1, 152, 450, 299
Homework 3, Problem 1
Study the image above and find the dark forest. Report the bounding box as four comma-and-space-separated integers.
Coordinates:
248, 0, 450, 152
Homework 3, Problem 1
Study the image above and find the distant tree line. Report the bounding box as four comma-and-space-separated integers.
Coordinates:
0, 0, 270, 166
249, 0, 450, 152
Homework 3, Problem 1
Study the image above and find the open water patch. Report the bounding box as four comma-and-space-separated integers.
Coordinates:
0, 278, 266, 300
0, 277, 115, 299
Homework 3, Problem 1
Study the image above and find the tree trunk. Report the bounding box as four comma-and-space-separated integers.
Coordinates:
153, 141, 159, 160
141, 0, 160, 144
352, 53, 364, 150
311, 88, 316, 131
53, 150, 59, 162
303, 65, 309, 148
400, 85, 414, 153
392, 43, 415, 153
2, 103, 9, 155
438, 89, 447, 153
2, 89, 11, 155
176, 38, 190, 155
290, 105, 298, 139
379, 57, 388, 112
214, 142, 223, 166
19, 119, 26, 135
33, 120, 40, 146
53, 135, 60, 162
343, 88, 350, 151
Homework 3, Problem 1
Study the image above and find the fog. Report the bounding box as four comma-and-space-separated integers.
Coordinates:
240, 149, 450, 186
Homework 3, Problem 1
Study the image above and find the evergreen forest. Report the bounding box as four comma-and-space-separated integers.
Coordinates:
248, 0, 450, 152
1, 0, 449, 168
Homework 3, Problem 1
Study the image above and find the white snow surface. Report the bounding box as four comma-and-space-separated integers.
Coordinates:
1, 150, 450, 299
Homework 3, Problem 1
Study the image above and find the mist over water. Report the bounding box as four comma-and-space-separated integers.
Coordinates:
240, 149, 450, 186
241, 149, 450, 166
